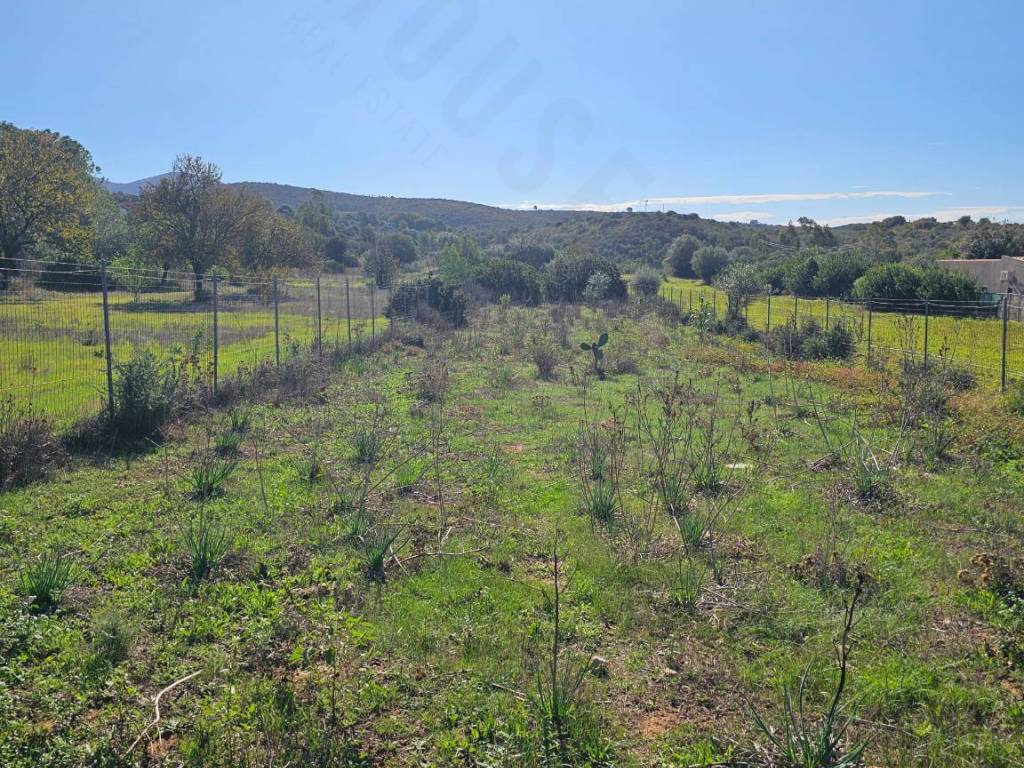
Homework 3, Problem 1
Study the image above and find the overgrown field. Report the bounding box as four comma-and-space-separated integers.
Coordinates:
2, 300, 1024, 766
662, 277, 1024, 388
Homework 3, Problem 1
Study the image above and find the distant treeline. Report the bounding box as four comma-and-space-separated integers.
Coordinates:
3, 121, 1023, 308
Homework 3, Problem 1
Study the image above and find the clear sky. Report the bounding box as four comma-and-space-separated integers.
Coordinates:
3, 0, 1022, 225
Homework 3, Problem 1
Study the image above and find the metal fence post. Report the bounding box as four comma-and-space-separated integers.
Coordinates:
273, 277, 281, 366
212, 273, 219, 393
100, 259, 115, 422
345, 278, 352, 353
316, 275, 323, 358
766, 291, 772, 333
923, 299, 929, 369
1002, 294, 1009, 391
825, 297, 830, 330
370, 282, 376, 341
866, 301, 873, 367
793, 293, 799, 323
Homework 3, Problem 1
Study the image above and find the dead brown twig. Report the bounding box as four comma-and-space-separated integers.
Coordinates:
124, 670, 202, 756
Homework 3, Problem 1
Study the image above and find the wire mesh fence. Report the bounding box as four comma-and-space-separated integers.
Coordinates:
654, 281, 1024, 390
5, 261, 1023, 427
0, 259, 409, 427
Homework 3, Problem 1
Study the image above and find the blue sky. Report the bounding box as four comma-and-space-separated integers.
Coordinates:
3, 0, 1022, 225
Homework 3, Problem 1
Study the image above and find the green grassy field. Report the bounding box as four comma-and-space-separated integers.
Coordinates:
2, 301, 1023, 766
0, 281, 389, 426
660, 277, 1024, 388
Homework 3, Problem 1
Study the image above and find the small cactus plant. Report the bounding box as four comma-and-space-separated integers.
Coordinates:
580, 333, 609, 379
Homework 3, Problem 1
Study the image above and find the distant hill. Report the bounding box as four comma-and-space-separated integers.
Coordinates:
100, 173, 173, 195
230, 182, 588, 233
100, 176, 982, 262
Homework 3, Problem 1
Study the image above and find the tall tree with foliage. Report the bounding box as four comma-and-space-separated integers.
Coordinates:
238, 200, 316, 274
691, 245, 730, 284
716, 262, 762, 319
0, 123, 97, 287
663, 234, 701, 278
135, 155, 254, 299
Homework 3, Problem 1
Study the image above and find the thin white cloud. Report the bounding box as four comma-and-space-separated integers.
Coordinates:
819, 206, 1024, 226
503, 190, 943, 212
708, 211, 776, 222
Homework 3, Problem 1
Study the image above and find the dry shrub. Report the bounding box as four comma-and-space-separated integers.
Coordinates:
0, 398, 63, 490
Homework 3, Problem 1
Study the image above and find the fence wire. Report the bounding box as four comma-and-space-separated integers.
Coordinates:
653, 282, 1024, 390
0, 259, 411, 427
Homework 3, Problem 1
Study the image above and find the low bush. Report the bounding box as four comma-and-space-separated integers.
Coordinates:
543, 252, 627, 303
631, 266, 662, 298
110, 350, 180, 440
767, 318, 855, 361
0, 398, 62, 490
530, 339, 560, 380
386, 277, 467, 328
470, 258, 542, 304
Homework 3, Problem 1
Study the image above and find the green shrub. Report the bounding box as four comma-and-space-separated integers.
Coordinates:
768, 319, 855, 361
386, 277, 467, 328
691, 245, 730, 284
631, 266, 662, 298
471, 258, 542, 304
19, 553, 75, 613
111, 350, 179, 440
543, 252, 627, 302
663, 234, 701, 278
530, 339, 560, 380
0, 398, 62, 490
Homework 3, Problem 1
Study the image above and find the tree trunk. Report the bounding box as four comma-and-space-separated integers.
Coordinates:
193, 268, 205, 302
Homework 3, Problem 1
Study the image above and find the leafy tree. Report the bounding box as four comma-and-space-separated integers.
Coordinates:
543, 252, 627, 302
811, 253, 869, 297
860, 222, 898, 262
363, 244, 398, 288
662, 234, 701, 278
919, 267, 984, 302
238, 202, 316, 274
380, 232, 418, 264
852, 263, 922, 301
716, 262, 762, 319
631, 266, 662, 297
439, 235, 483, 283
958, 221, 1024, 260
323, 235, 358, 269
470, 258, 542, 304
797, 217, 836, 247
509, 242, 556, 270
690, 245, 730, 284
779, 222, 800, 248
296, 191, 337, 239
0, 123, 97, 287
91, 186, 132, 264
135, 155, 254, 299
783, 255, 819, 296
